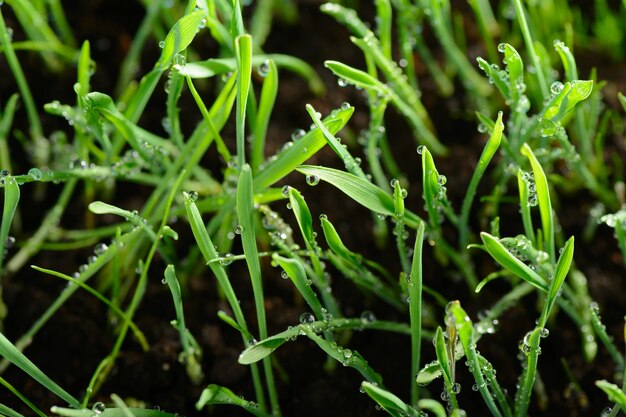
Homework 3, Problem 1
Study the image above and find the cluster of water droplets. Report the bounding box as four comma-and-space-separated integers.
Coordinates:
520, 170, 538, 207
599, 206, 626, 230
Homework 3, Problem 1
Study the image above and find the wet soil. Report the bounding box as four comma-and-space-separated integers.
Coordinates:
1, 1, 625, 416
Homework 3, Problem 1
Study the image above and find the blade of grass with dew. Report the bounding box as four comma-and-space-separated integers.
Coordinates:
287, 187, 340, 318
110, 393, 135, 417
236, 165, 280, 415
252, 59, 278, 172
521, 144, 555, 262
418, 399, 446, 417
183, 192, 266, 409
596, 381, 626, 409
0, 332, 81, 408
176, 54, 324, 95
515, 237, 574, 417
30, 266, 148, 351
447, 301, 506, 417
0, 176, 19, 285
590, 303, 625, 370
253, 107, 353, 190
235, 34, 252, 169
361, 381, 422, 417
392, 179, 410, 278
272, 254, 324, 319
459, 111, 503, 253
0, 376, 46, 417
421, 146, 443, 229
155, 9, 207, 71
539, 80, 593, 135
296, 165, 422, 228
299, 325, 382, 384
163, 265, 203, 384
434, 326, 460, 410
196, 384, 270, 417
51, 407, 179, 417
409, 221, 425, 406
517, 170, 536, 245
479, 232, 547, 291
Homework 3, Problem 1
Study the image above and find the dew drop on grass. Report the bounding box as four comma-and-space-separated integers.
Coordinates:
28, 168, 42, 180
281, 185, 290, 197
306, 175, 320, 186
340, 102, 350, 110
299, 312, 315, 324
438, 175, 447, 185
0, 169, 9, 177
550, 81, 564, 95
92, 402, 106, 415
452, 382, 461, 394
497, 43, 507, 53
337, 78, 348, 87
603, 407, 613, 416
94, 243, 108, 255
539, 328, 549, 338
360, 310, 376, 324
416, 145, 425, 155
220, 253, 233, 266
291, 128, 306, 141
187, 191, 198, 202
234, 224, 244, 235
87, 255, 98, 264
79, 264, 88, 273
5, 236, 15, 248
258, 60, 270, 77
280, 270, 289, 279
158, 40, 165, 48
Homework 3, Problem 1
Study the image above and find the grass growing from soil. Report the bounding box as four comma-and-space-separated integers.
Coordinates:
1, 0, 626, 416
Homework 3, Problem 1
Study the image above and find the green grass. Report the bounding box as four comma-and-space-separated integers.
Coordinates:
1, 0, 626, 416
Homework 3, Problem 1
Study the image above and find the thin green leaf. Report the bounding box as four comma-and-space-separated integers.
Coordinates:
272, 254, 324, 320
253, 107, 353, 190
155, 10, 207, 70
1, 176, 20, 277
296, 165, 421, 227
235, 34, 252, 168
538, 237, 574, 327
0, 403, 26, 417
252, 59, 278, 172
361, 381, 422, 417
596, 380, 626, 410
521, 144, 554, 262
287, 188, 314, 245
0, 332, 80, 408
542, 80, 593, 124
480, 232, 547, 291
196, 385, 270, 417
50, 407, 178, 417
324, 60, 387, 92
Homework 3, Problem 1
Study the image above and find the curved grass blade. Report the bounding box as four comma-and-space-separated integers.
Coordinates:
520, 144, 554, 262
361, 381, 422, 417
296, 165, 422, 228
272, 254, 324, 319
459, 112, 503, 251
0, 332, 80, 408
479, 232, 547, 291
448, 301, 505, 417
51, 407, 178, 417
235, 34, 252, 168
253, 107, 353, 190
196, 385, 270, 417
252, 59, 278, 172
155, 10, 207, 71
537, 237, 574, 327
409, 221, 425, 405
596, 380, 626, 410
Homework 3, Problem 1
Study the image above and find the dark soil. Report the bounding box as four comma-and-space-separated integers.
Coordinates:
1, 1, 625, 416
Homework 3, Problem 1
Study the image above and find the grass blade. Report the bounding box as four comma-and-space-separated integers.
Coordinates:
155, 10, 207, 71
361, 381, 422, 417
520, 144, 554, 262
272, 254, 324, 319
409, 221, 425, 406
596, 380, 626, 410
196, 385, 270, 417
0, 332, 80, 408
235, 34, 252, 168
252, 59, 278, 172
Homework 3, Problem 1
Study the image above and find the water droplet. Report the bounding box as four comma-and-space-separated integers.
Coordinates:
291, 128, 306, 141
539, 327, 549, 338
527, 195, 538, 207
452, 382, 461, 394
280, 270, 289, 280
258, 59, 270, 77
340, 102, 350, 110
440, 390, 451, 401
158, 40, 165, 48
360, 310, 376, 323
497, 43, 507, 53
220, 253, 233, 266
299, 312, 315, 324
234, 224, 244, 235
5, 236, 15, 248
281, 185, 290, 197
79, 264, 89, 273
94, 243, 108, 255
319, 214, 328, 221
603, 407, 613, 416
188, 191, 198, 202
28, 168, 42, 180
306, 175, 320, 186
390, 178, 399, 188
337, 78, 348, 87
92, 402, 106, 415
416, 145, 425, 155
0, 169, 9, 177
550, 81, 564, 95
438, 175, 447, 185
472, 384, 479, 391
